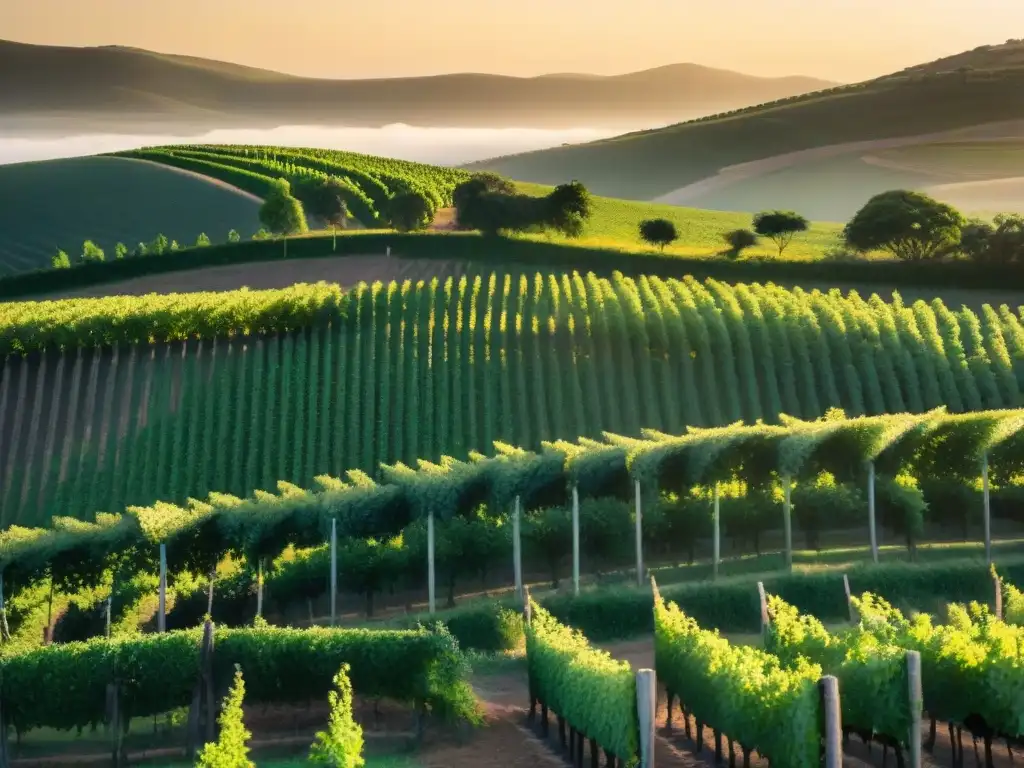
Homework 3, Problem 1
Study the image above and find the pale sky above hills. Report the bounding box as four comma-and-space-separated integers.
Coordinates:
4, 0, 1023, 82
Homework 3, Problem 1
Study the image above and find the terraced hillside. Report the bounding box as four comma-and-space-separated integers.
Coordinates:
2, 269, 1023, 527
471, 40, 1024, 203
0, 156, 262, 274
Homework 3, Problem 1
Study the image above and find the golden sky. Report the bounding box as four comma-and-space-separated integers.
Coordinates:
4, 0, 1022, 82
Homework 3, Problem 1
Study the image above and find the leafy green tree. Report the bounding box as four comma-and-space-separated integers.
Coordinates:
114, 242, 128, 260
150, 234, 169, 255
723, 228, 758, 258
388, 191, 434, 232
51, 249, 71, 269
135, 242, 148, 257
196, 233, 211, 247
259, 190, 308, 237
81, 240, 105, 263
305, 178, 350, 229
309, 664, 365, 768
960, 213, 1024, 264
170, 240, 180, 252
752, 210, 809, 257
196, 665, 253, 768
227, 229, 241, 244
452, 172, 516, 219
545, 181, 592, 238
844, 190, 964, 261
639, 218, 679, 250
252, 229, 270, 241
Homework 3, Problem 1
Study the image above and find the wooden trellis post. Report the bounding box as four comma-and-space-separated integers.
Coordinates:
867, 461, 879, 563
843, 574, 855, 623
994, 568, 1003, 620
186, 620, 217, 759
636, 669, 657, 768
982, 453, 992, 566
158, 543, 167, 632
330, 518, 338, 626
782, 475, 793, 570
907, 650, 923, 768
713, 484, 721, 580
513, 496, 523, 600
634, 480, 644, 587
572, 485, 581, 596
427, 510, 436, 615
820, 675, 842, 768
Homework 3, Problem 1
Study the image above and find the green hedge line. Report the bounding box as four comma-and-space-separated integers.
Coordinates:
525, 600, 638, 764
5, 230, 1024, 300
1, 622, 475, 734
406, 555, 1022, 652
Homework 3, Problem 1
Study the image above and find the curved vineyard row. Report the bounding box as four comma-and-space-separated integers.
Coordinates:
3, 271, 1024, 525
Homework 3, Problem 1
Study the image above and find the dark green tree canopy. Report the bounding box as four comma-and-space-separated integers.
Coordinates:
639, 219, 679, 250
259, 189, 309, 236
388, 191, 434, 232
723, 228, 758, 258
843, 190, 964, 261
752, 210, 809, 257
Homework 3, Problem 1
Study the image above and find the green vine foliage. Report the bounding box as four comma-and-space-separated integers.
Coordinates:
525, 600, 638, 766
852, 592, 1024, 736
197, 664, 254, 768
653, 582, 821, 767
309, 663, 365, 768
764, 594, 913, 746
0, 624, 476, 734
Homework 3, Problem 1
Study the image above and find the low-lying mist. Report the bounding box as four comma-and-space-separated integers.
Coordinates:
0, 123, 637, 167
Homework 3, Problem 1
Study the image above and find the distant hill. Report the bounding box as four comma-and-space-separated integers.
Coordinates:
471, 40, 1024, 202
0, 39, 836, 132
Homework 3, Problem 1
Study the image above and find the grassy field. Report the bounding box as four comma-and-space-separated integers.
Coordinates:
871, 139, 1024, 179
0, 156, 261, 275
472, 42, 1024, 200
515, 181, 848, 256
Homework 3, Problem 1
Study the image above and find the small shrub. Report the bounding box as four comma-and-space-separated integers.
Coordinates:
639, 218, 679, 250
309, 663, 365, 768
722, 228, 758, 258
227, 230, 241, 243
196, 233, 211, 247
51, 249, 71, 269
196, 665, 253, 768
114, 243, 128, 260
81, 240, 105, 263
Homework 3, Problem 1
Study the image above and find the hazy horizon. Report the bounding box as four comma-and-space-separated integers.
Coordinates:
5, 0, 1023, 83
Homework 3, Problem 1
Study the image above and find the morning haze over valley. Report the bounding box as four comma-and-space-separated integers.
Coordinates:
3, 3, 1024, 768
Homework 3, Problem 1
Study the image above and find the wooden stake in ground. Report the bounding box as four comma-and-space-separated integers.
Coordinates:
636, 669, 656, 768
994, 568, 1003, 620
256, 559, 264, 619
158, 543, 167, 632
983, 453, 992, 565
186, 619, 217, 757
572, 485, 580, 596
907, 650, 923, 768
634, 479, 644, 587
713, 484, 721, 579
330, 517, 338, 626
513, 495, 523, 600
867, 461, 879, 563
820, 675, 842, 768
843, 574, 855, 623
782, 475, 793, 570
757, 581, 769, 639
427, 509, 436, 614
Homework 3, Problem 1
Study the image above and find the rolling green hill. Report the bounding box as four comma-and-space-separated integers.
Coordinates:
471, 41, 1024, 202
0, 38, 834, 132
0, 156, 261, 275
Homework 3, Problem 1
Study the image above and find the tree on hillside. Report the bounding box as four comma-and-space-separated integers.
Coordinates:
545, 181, 592, 238
80, 240, 105, 264
844, 190, 964, 261
639, 219, 679, 251
114, 242, 128, 260
51, 249, 71, 269
959, 213, 1024, 264
302, 178, 351, 250
196, 233, 211, 247
260, 189, 309, 257
228, 229, 241, 244
453, 173, 518, 230
388, 191, 434, 232
150, 234, 169, 256
753, 210, 809, 257
723, 228, 758, 259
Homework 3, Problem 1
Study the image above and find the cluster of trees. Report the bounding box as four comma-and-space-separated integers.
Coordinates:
50, 230, 251, 269
638, 210, 810, 258
453, 173, 593, 237
843, 190, 1024, 264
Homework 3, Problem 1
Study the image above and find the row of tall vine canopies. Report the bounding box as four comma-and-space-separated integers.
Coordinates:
2, 407, 1023, 621
4, 270, 1024, 527
111, 143, 470, 227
